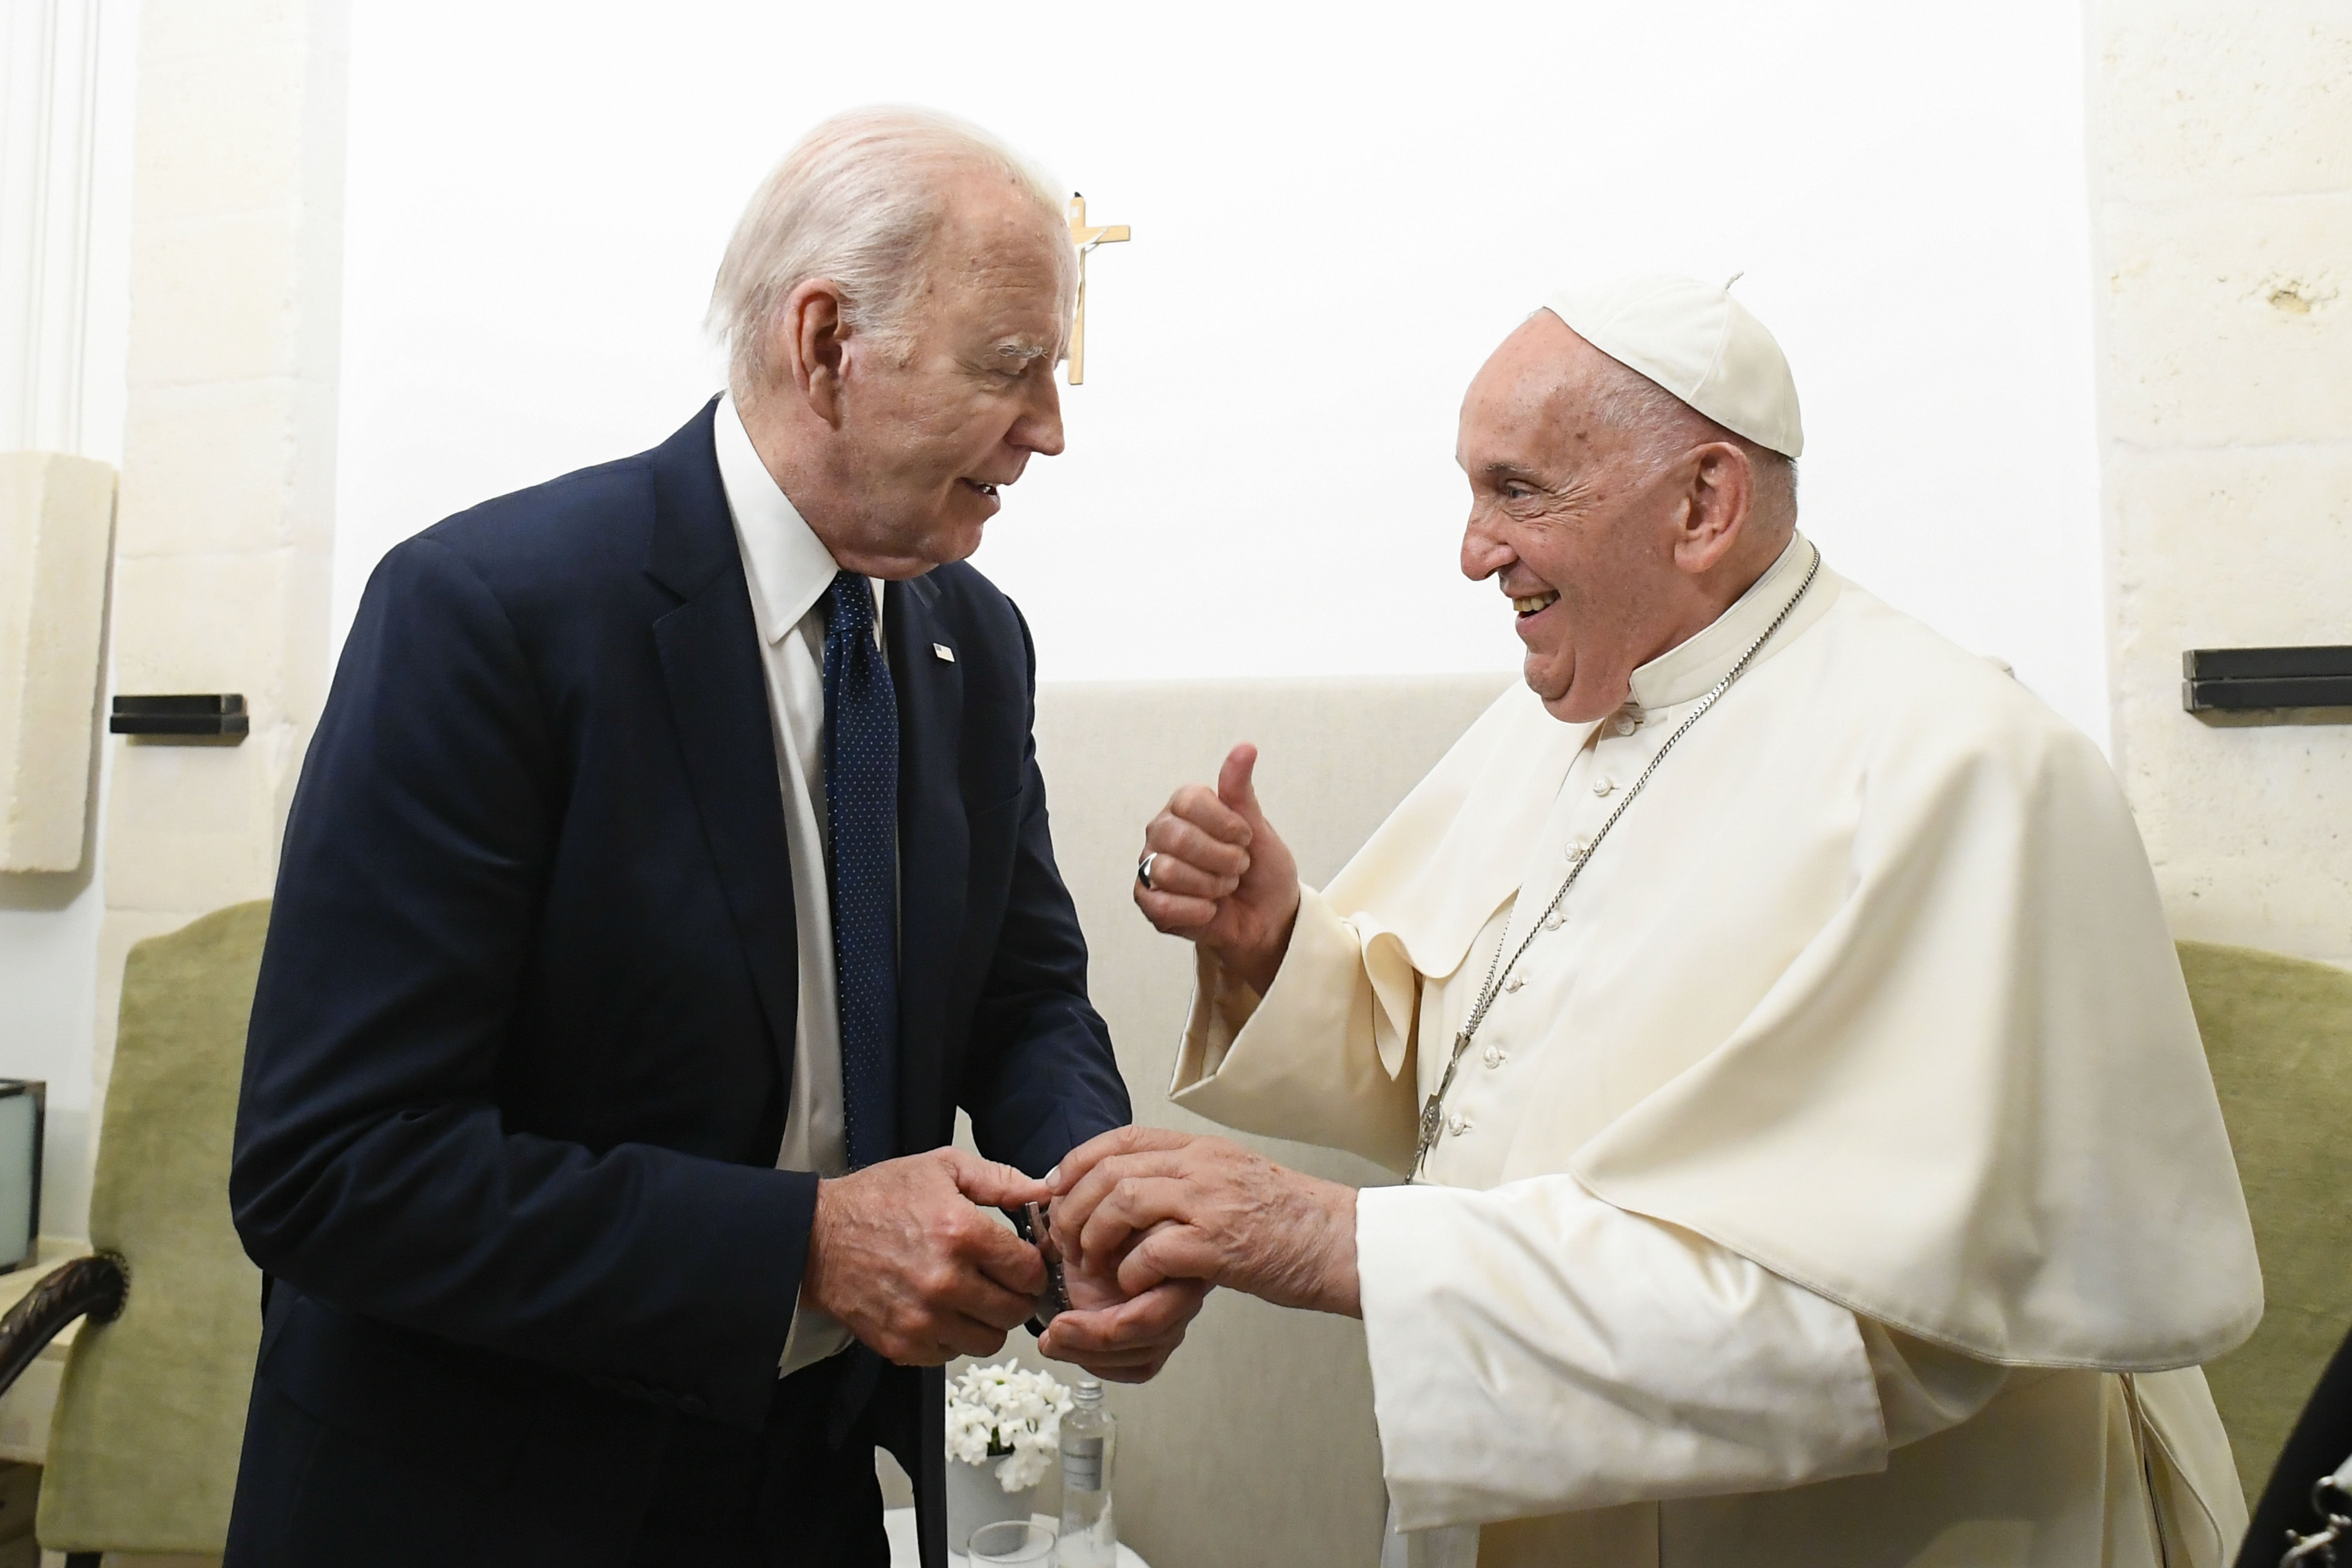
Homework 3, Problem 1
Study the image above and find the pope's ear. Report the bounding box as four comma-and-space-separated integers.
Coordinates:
1673, 441, 1754, 574
777, 279, 850, 426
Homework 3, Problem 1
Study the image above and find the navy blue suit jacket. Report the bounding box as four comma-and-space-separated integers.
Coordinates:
225, 402, 1129, 1566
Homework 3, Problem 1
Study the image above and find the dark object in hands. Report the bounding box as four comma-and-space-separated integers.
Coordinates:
0, 1253, 128, 1400
1019, 1201, 1070, 1335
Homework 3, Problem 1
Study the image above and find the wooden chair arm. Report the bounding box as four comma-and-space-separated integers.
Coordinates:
0, 1254, 127, 1400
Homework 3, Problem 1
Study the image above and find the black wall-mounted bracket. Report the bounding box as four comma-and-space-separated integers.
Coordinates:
109, 694, 249, 741
2182, 648, 2352, 713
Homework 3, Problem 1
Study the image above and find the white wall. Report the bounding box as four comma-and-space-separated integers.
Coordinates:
0, 0, 140, 1239
2088, 0, 2352, 966
332, 0, 2111, 743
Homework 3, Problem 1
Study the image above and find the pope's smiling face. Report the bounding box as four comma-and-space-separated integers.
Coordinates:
1457, 312, 1734, 723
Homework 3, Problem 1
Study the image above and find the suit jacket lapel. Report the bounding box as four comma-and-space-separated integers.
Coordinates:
886, 575, 965, 1155
645, 402, 800, 1096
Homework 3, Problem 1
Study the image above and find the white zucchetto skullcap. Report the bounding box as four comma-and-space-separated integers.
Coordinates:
1542, 274, 1804, 458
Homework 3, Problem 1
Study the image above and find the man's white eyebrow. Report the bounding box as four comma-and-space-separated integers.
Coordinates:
990, 337, 1053, 363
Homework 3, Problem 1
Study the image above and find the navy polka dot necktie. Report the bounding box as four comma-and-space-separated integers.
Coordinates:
822, 570, 899, 1170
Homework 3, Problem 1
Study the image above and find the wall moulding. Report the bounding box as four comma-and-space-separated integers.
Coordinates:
0, 0, 105, 455
0, 451, 115, 874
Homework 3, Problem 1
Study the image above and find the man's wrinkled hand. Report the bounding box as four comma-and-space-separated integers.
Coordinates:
1047, 1128, 1360, 1317
1037, 1254, 1210, 1384
801, 1148, 1053, 1366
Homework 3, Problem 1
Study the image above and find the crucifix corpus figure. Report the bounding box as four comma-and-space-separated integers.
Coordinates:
1065, 193, 1130, 384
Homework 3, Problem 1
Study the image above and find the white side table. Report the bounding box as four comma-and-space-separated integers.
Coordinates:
883, 1508, 1149, 1568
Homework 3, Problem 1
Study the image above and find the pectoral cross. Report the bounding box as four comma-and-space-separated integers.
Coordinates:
1065, 193, 1130, 385
1411, 1032, 1474, 1177
1413, 1095, 1447, 1175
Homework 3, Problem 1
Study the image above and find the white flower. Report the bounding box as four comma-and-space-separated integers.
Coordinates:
944, 1401, 994, 1467
995, 1445, 1052, 1492
944, 1360, 1073, 1487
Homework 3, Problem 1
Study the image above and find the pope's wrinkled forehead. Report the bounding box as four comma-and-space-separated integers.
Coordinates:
1455, 315, 1634, 473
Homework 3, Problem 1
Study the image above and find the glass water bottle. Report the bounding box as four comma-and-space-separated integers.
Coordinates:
1056, 1378, 1117, 1566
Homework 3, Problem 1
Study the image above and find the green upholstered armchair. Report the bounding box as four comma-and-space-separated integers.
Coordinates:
0, 902, 268, 1564
2184, 941, 2352, 1513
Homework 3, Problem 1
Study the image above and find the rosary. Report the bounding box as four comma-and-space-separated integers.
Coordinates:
1411, 546, 1823, 1178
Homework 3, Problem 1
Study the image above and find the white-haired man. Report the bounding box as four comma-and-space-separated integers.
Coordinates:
1042, 278, 2263, 1567
226, 109, 1202, 1568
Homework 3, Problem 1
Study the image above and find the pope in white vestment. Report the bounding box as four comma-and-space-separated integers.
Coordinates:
1176, 531, 2256, 1567
1039, 276, 2263, 1568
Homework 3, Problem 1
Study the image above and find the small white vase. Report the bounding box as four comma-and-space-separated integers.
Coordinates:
946, 1454, 1035, 1556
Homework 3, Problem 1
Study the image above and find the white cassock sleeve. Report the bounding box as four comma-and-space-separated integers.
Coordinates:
1357, 1174, 2013, 1530
1177, 899, 2017, 1533
1171, 884, 1423, 1171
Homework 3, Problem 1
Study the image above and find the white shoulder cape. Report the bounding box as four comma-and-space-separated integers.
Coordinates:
1313, 571, 2260, 1372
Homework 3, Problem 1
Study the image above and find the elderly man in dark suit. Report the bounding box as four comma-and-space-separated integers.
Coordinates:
224, 108, 1204, 1568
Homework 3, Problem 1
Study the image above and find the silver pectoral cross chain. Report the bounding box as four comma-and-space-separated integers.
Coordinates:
1408, 546, 1822, 1178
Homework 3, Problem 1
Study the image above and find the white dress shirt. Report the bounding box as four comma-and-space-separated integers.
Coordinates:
712, 392, 886, 1377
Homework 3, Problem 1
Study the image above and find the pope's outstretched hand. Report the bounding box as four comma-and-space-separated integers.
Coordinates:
1134, 744, 1301, 997
1044, 1127, 1362, 1318
1035, 1254, 1210, 1384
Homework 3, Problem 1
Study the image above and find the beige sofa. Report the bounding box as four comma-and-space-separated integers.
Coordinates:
918, 675, 1511, 1568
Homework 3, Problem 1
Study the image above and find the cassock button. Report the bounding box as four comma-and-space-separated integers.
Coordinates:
1541, 913, 1563, 932
1592, 778, 1615, 797
1612, 714, 1639, 736
1504, 974, 1525, 993
1482, 1045, 1506, 1069
1447, 1112, 1473, 1137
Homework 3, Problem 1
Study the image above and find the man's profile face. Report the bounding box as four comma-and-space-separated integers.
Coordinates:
831, 172, 1074, 576
1456, 314, 1689, 722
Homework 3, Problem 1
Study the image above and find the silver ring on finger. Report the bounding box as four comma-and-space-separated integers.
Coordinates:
1137, 852, 1157, 891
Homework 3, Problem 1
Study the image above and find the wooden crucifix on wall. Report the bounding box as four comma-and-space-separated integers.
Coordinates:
1065, 193, 1130, 385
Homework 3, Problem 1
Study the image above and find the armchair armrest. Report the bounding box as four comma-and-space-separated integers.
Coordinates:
0, 1255, 126, 1400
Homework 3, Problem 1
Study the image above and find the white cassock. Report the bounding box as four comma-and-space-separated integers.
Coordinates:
1171, 534, 2263, 1568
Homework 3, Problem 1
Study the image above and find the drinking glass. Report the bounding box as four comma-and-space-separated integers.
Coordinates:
966, 1519, 1056, 1565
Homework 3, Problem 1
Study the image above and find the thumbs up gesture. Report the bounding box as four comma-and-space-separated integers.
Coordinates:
1134, 743, 1301, 996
